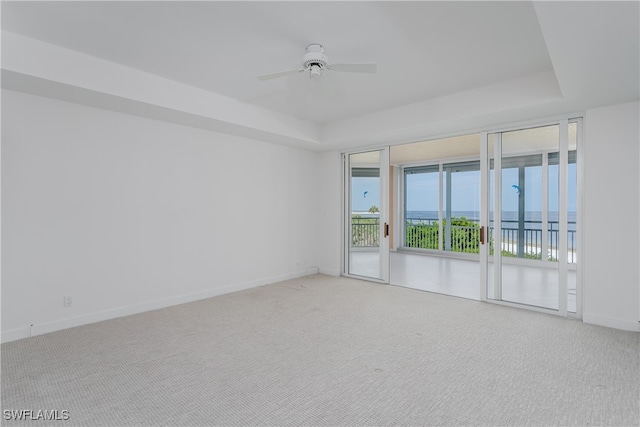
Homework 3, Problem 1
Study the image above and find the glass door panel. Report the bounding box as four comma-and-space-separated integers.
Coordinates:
404, 166, 440, 249
347, 150, 389, 281
444, 161, 481, 254
404, 163, 483, 254
494, 124, 561, 310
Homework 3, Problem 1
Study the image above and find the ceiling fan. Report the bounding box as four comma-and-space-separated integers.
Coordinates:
257, 44, 377, 80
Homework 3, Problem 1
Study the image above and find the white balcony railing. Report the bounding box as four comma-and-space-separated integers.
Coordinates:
352, 216, 577, 263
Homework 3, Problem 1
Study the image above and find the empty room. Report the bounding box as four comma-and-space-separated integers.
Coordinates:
1, 1, 639, 426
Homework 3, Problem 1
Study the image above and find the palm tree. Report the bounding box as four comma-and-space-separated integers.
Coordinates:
368, 205, 379, 214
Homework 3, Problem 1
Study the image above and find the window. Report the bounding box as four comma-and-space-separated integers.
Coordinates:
404, 161, 480, 254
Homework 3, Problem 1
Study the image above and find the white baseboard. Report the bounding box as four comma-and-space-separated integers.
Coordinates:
1, 270, 316, 344
318, 268, 341, 277
583, 313, 640, 332
1, 326, 32, 343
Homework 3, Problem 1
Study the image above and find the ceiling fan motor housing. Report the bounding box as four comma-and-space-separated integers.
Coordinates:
303, 44, 328, 70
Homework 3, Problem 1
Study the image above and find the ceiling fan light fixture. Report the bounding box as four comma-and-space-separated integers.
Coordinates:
309, 64, 323, 78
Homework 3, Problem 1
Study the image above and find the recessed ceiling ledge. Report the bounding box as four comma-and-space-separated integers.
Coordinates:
320, 70, 562, 149
1, 31, 322, 148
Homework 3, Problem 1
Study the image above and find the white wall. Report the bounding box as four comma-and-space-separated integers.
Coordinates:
1, 89, 320, 342
583, 101, 640, 331
315, 151, 343, 276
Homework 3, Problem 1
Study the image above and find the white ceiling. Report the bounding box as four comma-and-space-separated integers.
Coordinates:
1, 1, 638, 151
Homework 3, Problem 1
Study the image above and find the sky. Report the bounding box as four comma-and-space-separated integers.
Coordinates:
352, 164, 577, 214
352, 177, 380, 212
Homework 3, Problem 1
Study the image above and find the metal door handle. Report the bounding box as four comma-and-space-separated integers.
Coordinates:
384, 223, 389, 238
480, 226, 485, 245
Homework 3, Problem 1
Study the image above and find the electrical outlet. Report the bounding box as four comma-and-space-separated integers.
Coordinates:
64, 296, 73, 308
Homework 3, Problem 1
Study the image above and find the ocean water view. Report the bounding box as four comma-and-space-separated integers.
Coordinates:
405, 210, 577, 223
353, 210, 577, 232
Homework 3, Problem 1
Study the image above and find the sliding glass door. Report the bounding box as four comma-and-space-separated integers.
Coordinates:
485, 120, 579, 315
345, 149, 390, 281
341, 119, 580, 318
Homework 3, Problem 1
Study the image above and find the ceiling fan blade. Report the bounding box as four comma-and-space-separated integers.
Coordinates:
329, 63, 377, 73
257, 68, 304, 81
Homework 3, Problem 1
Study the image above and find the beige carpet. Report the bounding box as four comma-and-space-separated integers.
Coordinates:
2, 274, 639, 426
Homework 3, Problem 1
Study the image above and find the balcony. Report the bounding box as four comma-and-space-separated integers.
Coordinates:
352, 216, 577, 263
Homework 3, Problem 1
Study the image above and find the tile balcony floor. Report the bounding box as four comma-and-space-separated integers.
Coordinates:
349, 251, 577, 313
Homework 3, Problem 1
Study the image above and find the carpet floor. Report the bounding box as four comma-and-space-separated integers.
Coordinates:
2, 274, 639, 426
